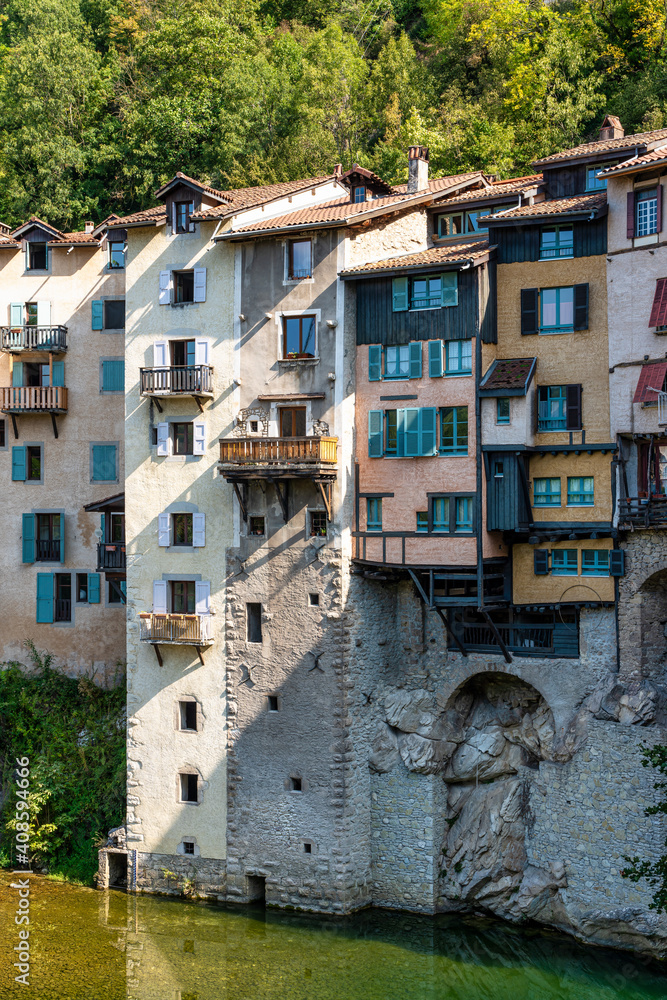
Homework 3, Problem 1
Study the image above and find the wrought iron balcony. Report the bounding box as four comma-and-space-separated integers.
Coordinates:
36, 539, 61, 562
0, 326, 68, 353
139, 613, 212, 646
618, 495, 667, 529
140, 365, 214, 398
218, 436, 337, 478
97, 542, 126, 572
1, 386, 68, 413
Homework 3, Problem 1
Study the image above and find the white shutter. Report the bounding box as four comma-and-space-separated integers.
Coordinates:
193, 421, 205, 455
194, 338, 209, 365
37, 301, 51, 326
195, 581, 210, 616
153, 340, 168, 368
193, 268, 207, 302
158, 512, 170, 546
171, 203, 177, 233
153, 580, 168, 613
156, 422, 170, 456
192, 513, 206, 547
158, 270, 172, 305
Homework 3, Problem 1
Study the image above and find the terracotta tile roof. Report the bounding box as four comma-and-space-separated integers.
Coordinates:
0, 234, 19, 247
598, 147, 667, 176
339, 239, 491, 277
339, 164, 393, 194
533, 128, 667, 166
479, 358, 537, 395
392, 171, 484, 194
155, 170, 233, 203
633, 361, 667, 403
53, 232, 99, 245
484, 192, 606, 222
195, 176, 337, 220
433, 175, 544, 207
110, 205, 167, 226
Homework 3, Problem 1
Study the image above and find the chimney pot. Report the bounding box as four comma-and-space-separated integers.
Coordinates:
599, 115, 624, 142
84, 220, 94, 234
407, 146, 429, 194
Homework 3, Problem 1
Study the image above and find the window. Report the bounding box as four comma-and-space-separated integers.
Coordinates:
282, 315, 316, 358
280, 407, 306, 437
173, 423, 194, 455
533, 478, 561, 507
567, 476, 594, 505
541, 287, 574, 332
432, 497, 449, 531
309, 592, 320, 606
110, 513, 125, 542
179, 701, 198, 731
249, 420, 258, 433
421, 494, 474, 534
249, 516, 265, 536
23, 363, 50, 387
108, 242, 125, 269
172, 581, 195, 614
91, 444, 117, 481
183, 841, 195, 855
455, 497, 473, 533
27, 446, 41, 481
385, 410, 397, 455
54, 573, 71, 621
496, 398, 510, 424
268, 695, 279, 711
540, 226, 573, 260
180, 773, 198, 803
108, 579, 126, 604
416, 511, 428, 532
27, 242, 47, 270
104, 300, 125, 330
353, 186, 366, 203
551, 549, 578, 576
309, 511, 327, 537
410, 273, 458, 309
173, 513, 193, 546
101, 359, 124, 392
171, 340, 195, 367
288, 239, 312, 279
440, 407, 468, 455
76, 574, 88, 603
367, 498, 382, 531
36, 514, 61, 561
25, 303, 38, 326
369, 407, 437, 458
175, 201, 194, 234
174, 270, 194, 304
636, 188, 658, 237
384, 345, 410, 378
436, 207, 514, 238
445, 340, 472, 375
494, 461, 504, 478
537, 385, 584, 433
581, 550, 610, 576
247, 602, 262, 643
290, 777, 302, 792
586, 165, 614, 191
368, 343, 422, 381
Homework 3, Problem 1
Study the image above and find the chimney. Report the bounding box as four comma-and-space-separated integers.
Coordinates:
407, 146, 429, 193
84, 220, 94, 234
333, 163, 343, 179
599, 115, 624, 142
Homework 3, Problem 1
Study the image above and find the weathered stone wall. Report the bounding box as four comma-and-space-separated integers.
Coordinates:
618, 530, 667, 692
134, 850, 226, 899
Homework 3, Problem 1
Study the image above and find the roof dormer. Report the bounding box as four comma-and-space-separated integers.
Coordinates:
599, 114, 624, 142
155, 171, 233, 234
339, 164, 394, 203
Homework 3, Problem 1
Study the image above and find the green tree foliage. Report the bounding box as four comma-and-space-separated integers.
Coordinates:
622, 743, 667, 912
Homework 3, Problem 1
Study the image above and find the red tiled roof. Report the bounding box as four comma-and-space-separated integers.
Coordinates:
339, 239, 491, 277
483, 193, 606, 221
433, 175, 544, 208
53, 232, 99, 245
339, 164, 393, 194
11, 216, 64, 239
533, 128, 667, 166
391, 171, 483, 195
195, 176, 337, 220
479, 358, 537, 394
155, 170, 233, 203
598, 147, 667, 177
110, 205, 167, 226
633, 361, 667, 403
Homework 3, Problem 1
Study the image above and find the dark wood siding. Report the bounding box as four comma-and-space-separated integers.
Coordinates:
543, 166, 587, 198
23, 226, 53, 243
486, 452, 531, 531
355, 268, 478, 346
494, 218, 606, 264
479, 259, 497, 345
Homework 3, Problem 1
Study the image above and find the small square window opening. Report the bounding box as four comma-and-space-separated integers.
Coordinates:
183, 841, 195, 855
180, 773, 198, 803
290, 777, 302, 792
309, 510, 327, 537
179, 701, 198, 731
174, 270, 195, 304
303, 842, 312, 854
268, 695, 279, 712
249, 516, 265, 536
247, 602, 263, 643
496, 398, 510, 424
309, 593, 320, 606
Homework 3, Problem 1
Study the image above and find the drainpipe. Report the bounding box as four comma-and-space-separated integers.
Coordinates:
475, 282, 484, 610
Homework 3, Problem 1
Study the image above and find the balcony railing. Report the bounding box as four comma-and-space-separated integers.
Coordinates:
139, 613, 212, 645
618, 495, 667, 529
36, 539, 61, 561
97, 542, 126, 572
219, 436, 337, 468
54, 599, 71, 623
1, 386, 68, 413
140, 365, 214, 397
0, 326, 68, 353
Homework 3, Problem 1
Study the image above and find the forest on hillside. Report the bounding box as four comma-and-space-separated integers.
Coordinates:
3, 0, 667, 228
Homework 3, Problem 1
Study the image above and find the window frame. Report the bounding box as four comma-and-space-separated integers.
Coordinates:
540, 286, 575, 334
174, 270, 195, 305
424, 493, 474, 535
172, 512, 193, 546
366, 497, 382, 532
581, 549, 610, 576
537, 385, 567, 432
26, 445, 42, 481
567, 476, 594, 506
533, 477, 561, 507
445, 339, 472, 376
281, 315, 317, 359
103, 299, 125, 331
308, 510, 327, 538
496, 397, 510, 424
439, 406, 468, 456
27, 242, 48, 272
287, 239, 312, 280
108, 241, 125, 269
175, 201, 194, 234
551, 549, 579, 576
636, 187, 659, 238
54, 572, 72, 621
539, 225, 574, 260
384, 344, 411, 379
586, 164, 614, 191
173, 422, 194, 456
171, 580, 196, 615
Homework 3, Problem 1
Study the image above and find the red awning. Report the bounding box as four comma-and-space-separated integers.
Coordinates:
633, 361, 667, 402
649, 278, 667, 327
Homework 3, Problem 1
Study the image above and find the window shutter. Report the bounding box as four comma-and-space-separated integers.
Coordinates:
649, 278, 667, 327
193, 268, 207, 303
419, 407, 437, 456
392, 275, 408, 312
22, 513, 35, 563
403, 408, 420, 457
158, 512, 170, 547
609, 549, 626, 577
88, 573, 101, 604
158, 270, 172, 305
171, 203, 177, 233
194, 339, 209, 365
520, 288, 539, 335
37, 301, 50, 326
153, 340, 168, 368
193, 421, 206, 455
10, 302, 23, 326
627, 191, 635, 240
566, 384, 583, 430
51, 361, 65, 387
12, 361, 23, 387
92, 444, 116, 481
441, 272, 458, 307
156, 422, 170, 456
153, 580, 168, 613
91, 300, 104, 330
12, 446, 26, 481
409, 342, 422, 379
101, 359, 123, 391
534, 550, 549, 575
195, 580, 211, 615
368, 410, 383, 457
36, 573, 54, 623
368, 345, 382, 381
192, 512, 206, 547
573, 284, 589, 331
57, 514, 64, 563
658, 183, 663, 234
428, 340, 443, 378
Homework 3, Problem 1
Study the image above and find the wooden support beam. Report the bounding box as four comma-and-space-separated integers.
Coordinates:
315, 479, 332, 521
481, 609, 513, 663
193, 396, 205, 415
153, 397, 163, 413
50, 413, 58, 439
433, 607, 468, 657
195, 645, 205, 666
407, 569, 431, 607
232, 481, 248, 522
153, 643, 163, 667
274, 480, 289, 523
11, 414, 18, 440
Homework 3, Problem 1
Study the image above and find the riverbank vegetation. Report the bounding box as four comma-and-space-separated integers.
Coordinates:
0, 642, 125, 885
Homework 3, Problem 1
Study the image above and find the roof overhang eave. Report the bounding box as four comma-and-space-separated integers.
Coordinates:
485, 204, 607, 226
340, 252, 492, 281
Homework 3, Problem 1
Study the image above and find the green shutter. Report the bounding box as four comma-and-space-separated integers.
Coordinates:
12, 362, 23, 387
92, 445, 116, 481
368, 345, 382, 382
392, 276, 408, 312
368, 410, 383, 457
409, 342, 422, 379
120, 579, 127, 603
102, 359, 124, 392
88, 573, 101, 604
22, 513, 35, 563
12, 446, 26, 481
36, 573, 54, 623
428, 340, 443, 378
403, 408, 420, 456
91, 300, 104, 330
609, 550, 625, 577
441, 272, 458, 307
419, 408, 437, 456
534, 550, 549, 575
10, 303, 23, 326
100, 513, 105, 540
51, 361, 64, 387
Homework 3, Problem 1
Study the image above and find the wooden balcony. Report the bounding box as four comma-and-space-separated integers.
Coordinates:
97, 542, 126, 573
139, 613, 212, 663
219, 436, 337, 478
0, 326, 67, 353
1, 386, 67, 414
140, 365, 214, 408
618, 495, 667, 529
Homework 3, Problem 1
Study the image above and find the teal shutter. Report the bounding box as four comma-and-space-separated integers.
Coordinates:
57, 514, 64, 563
368, 410, 383, 457
88, 573, 101, 604
368, 345, 382, 381
51, 361, 64, 387
91, 300, 104, 330
441, 272, 458, 306
100, 513, 105, 540
12, 446, 26, 481
102, 360, 124, 392
428, 340, 443, 378
120, 579, 127, 603
22, 513, 35, 563
534, 550, 549, 575
409, 342, 422, 379
392, 276, 408, 312
10, 303, 23, 326
92, 445, 117, 481
36, 573, 54, 623
403, 408, 420, 456
419, 408, 437, 455
609, 550, 625, 577
12, 362, 23, 387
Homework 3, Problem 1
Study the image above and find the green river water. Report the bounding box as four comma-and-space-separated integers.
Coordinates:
1, 873, 666, 1000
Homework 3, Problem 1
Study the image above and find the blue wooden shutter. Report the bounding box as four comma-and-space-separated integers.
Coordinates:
403, 408, 420, 456
91, 300, 104, 330
428, 340, 443, 378
92, 445, 117, 481
368, 410, 383, 457
609, 549, 626, 577
22, 513, 35, 563
102, 359, 124, 392
409, 342, 422, 379
12, 361, 23, 387
12, 446, 26, 481
10, 303, 23, 326
88, 573, 101, 603
441, 272, 458, 307
392, 276, 408, 312
419, 408, 437, 456
36, 573, 54, 623
100, 513, 105, 540
368, 345, 382, 381
521, 288, 539, 335
534, 550, 549, 575
51, 361, 64, 387
573, 284, 589, 331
